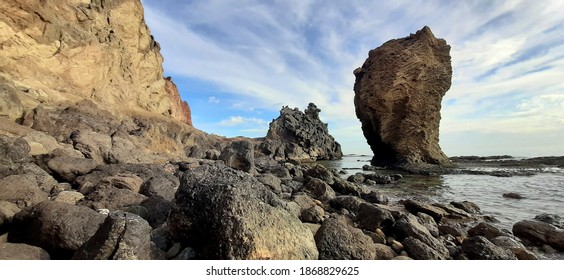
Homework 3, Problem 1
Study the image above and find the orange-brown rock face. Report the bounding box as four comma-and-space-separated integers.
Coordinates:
0, 0, 191, 125
353, 26, 452, 169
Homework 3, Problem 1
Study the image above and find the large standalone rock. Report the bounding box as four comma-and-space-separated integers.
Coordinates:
353, 26, 452, 170
259, 103, 342, 162
168, 163, 318, 260
513, 220, 564, 251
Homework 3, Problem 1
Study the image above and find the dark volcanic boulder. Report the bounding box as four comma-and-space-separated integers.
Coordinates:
219, 140, 255, 172
259, 103, 342, 162
168, 163, 318, 260
462, 236, 517, 260
315, 215, 377, 260
513, 220, 564, 251
353, 26, 452, 170
393, 213, 450, 259
9, 201, 105, 258
73, 211, 156, 260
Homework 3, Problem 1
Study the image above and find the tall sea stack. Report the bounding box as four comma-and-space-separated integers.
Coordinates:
353, 26, 452, 171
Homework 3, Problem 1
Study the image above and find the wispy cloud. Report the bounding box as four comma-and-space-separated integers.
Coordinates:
218, 116, 268, 127
143, 0, 564, 155
208, 96, 220, 104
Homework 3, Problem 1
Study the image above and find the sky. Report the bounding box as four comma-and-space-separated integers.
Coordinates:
141, 0, 564, 157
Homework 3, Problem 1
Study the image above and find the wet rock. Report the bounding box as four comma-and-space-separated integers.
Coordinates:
73, 211, 155, 260
355, 203, 395, 231
9, 201, 105, 258
0, 243, 50, 260
353, 26, 453, 169
47, 156, 98, 182
259, 103, 342, 162
403, 199, 448, 223
491, 236, 538, 260
468, 222, 509, 240
219, 140, 255, 173
462, 236, 517, 260
364, 173, 393, 184
403, 237, 448, 260
503, 192, 525, 199
168, 163, 318, 260
450, 201, 481, 214
361, 190, 389, 205
303, 177, 336, 202
139, 175, 179, 201
438, 223, 468, 240
534, 213, 562, 229
315, 215, 376, 260
513, 220, 564, 251
0, 175, 49, 209
347, 173, 365, 184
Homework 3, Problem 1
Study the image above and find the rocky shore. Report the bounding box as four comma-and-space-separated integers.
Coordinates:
1, 0, 562, 260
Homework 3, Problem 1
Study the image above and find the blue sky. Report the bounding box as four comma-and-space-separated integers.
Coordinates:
142, 0, 564, 156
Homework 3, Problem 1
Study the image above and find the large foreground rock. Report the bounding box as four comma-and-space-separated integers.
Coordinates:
259, 103, 342, 162
9, 201, 105, 258
168, 163, 318, 260
353, 26, 452, 169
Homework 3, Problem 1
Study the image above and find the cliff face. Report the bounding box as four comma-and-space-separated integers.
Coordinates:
0, 0, 191, 124
353, 26, 452, 170
259, 103, 343, 162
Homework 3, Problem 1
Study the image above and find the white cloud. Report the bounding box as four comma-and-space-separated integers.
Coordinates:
208, 96, 220, 103
143, 0, 564, 155
218, 116, 268, 127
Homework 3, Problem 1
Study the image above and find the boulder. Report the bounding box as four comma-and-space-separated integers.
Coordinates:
361, 190, 389, 205
0, 136, 30, 165
139, 175, 179, 201
9, 201, 105, 258
462, 236, 517, 260
315, 215, 377, 260
0, 201, 21, 229
304, 164, 335, 185
534, 213, 562, 229
0, 243, 50, 260
259, 103, 342, 162
70, 130, 112, 163
78, 185, 147, 211
403, 199, 448, 223
503, 192, 525, 199
300, 205, 325, 224
99, 174, 144, 193
513, 220, 564, 251
302, 177, 336, 202
403, 237, 447, 260
219, 140, 255, 173
52, 191, 85, 205
393, 213, 449, 258
329, 196, 364, 214
168, 163, 318, 260
331, 178, 367, 197
450, 201, 481, 214
47, 156, 98, 182
374, 243, 397, 260
355, 203, 395, 231
353, 26, 452, 169
468, 222, 509, 240
73, 211, 155, 260
491, 236, 538, 260
0, 175, 49, 209
347, 173, 365, 184
256, 174, 282, 194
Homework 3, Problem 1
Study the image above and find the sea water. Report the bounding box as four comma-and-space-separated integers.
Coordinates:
318, 155, 564, 258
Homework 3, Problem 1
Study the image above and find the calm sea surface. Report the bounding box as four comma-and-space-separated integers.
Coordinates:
318, 155, 564, 258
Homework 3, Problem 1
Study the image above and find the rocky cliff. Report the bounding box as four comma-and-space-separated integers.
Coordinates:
353, 26, 452, 171
0, 0, 191, 124
259, 103, 343, 162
